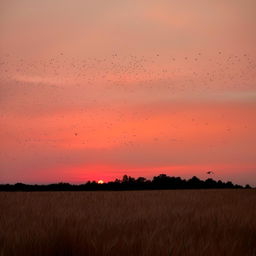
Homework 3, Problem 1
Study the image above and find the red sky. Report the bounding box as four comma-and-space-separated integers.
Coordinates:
0, 0, 256, 185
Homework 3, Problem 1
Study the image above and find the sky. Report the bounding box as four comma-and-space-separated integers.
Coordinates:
0, 0, 256, 185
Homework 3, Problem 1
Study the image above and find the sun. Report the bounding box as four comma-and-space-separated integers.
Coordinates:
98, 180, 104, 184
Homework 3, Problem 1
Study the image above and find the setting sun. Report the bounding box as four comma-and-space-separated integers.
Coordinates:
98, 180, 104, 184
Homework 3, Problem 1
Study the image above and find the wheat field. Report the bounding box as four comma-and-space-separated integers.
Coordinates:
0, 189, 255, 256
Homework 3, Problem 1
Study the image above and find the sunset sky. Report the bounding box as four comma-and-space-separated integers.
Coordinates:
0, 0, 256, 185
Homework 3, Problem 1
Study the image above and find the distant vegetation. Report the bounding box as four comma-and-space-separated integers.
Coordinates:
0, 174, 252, 191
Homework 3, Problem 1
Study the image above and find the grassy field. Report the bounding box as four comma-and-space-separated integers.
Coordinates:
0, 190, 255, 256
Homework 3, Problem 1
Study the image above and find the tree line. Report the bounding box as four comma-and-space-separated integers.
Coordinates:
0, 174, 252, 191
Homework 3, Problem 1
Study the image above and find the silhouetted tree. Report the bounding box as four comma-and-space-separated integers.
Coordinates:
0, 173, 251, 191
136, 177, 146, 184
187, 176, 203, 188
205, 178, 217, 188
122, 175, 129, 183
225, 181, 234, 188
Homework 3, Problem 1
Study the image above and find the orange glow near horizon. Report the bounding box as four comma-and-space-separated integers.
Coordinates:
0, 0, 256, 186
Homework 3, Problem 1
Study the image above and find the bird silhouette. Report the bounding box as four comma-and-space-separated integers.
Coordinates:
206, 171, 214, 175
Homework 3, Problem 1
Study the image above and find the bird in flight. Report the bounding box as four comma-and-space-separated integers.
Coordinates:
206, 171, 214, 175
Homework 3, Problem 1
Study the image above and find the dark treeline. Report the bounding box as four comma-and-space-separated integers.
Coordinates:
0, 174, 252, 191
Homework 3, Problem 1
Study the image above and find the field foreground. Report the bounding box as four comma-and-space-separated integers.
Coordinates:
0, 190, 256, 256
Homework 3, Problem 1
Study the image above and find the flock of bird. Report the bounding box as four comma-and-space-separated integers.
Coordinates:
0, 51, 255, 171
1, 51, 255, 90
